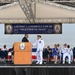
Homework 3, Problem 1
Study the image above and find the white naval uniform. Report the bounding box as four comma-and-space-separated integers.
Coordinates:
2, 48, 7, 51
33, 38, 45, 64
68, 48, 73, 61
62, 48, 71, 64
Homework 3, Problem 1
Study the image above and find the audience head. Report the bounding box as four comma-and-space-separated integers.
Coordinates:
63, 43, 67, 48
57, 44, 60, 47
54, 44, 57, 48
67, 45, 70, 48
47, 45, 50, 49
3, 45, 6, 49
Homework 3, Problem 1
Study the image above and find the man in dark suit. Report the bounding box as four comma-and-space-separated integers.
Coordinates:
19, 34, 29, 75
22, 34, 29, 42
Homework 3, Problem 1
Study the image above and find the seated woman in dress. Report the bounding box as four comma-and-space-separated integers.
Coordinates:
52, 44, 59, 64
47, 46, 52, 62
43, 46, 52, 63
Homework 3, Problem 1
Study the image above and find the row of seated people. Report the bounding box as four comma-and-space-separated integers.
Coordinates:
0, 44, 75, 64
43, 44, 73, 64
0, 45, 13, 62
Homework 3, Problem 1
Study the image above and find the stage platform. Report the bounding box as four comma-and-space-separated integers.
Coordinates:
0, 62, 75, 68
0, 62, 75, 75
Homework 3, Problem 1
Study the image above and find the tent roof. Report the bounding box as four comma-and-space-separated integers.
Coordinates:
0, 3, 26, 18
36, 3, 75, 18
0, 2, 75, 22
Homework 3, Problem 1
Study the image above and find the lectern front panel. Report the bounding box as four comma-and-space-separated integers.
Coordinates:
14, 42, 31, 52
14, 42, 32, 64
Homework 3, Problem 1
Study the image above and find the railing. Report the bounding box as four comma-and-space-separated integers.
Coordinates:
0, 0, 36, 23
0, 0, 17, 3
0, 18, 75, 23
37, 0, 75, 2
0, 0, 75, 3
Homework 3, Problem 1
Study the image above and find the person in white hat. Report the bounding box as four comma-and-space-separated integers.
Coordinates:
32, 35, 45, 64
62, 44, 71, 64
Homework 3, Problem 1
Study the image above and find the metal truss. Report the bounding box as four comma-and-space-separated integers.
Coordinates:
0, 18, 75, 23
39, 0, 75, 2
51, 0, 75, 2
0, 0, 75, 3
0, 0, 36, 23
35, 18, 75, 23
0, 0, 17, 3
0, 0, 75, 24
17, 0, 35, 23
0, 18, 29, 23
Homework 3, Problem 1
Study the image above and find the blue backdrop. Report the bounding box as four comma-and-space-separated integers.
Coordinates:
5, 23, 62, 34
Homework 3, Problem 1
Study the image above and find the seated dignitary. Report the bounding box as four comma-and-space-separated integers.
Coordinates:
43, 46, 52, 63
73, 47, 75, 58
62, 44, 71, 64
52, 44, 59, 64
57, 44, 61, 61
47, 46, 52, 62
1, 45, 8, 62
67, 45, 73, 62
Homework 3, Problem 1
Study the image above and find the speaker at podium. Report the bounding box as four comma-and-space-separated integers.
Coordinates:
14, 42, 32, 64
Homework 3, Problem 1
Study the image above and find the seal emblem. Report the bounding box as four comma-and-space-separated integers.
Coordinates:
20, 43, 26, 50
5, 24, 13, 34
54, 24, 62, 34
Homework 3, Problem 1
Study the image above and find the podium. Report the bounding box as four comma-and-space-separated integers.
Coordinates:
14, 42, 32, 64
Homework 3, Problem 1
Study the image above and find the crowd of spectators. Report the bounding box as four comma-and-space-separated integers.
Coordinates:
0, 43, 75, 64
43, 43, 74, 64
0, 45, 13, 63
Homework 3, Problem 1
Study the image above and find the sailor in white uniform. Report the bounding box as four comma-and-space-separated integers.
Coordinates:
62, 44, 71, 64
67, 45, 73, 62
33, 35, 45, 64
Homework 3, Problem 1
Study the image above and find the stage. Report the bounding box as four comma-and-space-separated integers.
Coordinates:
0, 62, 75, 75
0, 62, 75, 68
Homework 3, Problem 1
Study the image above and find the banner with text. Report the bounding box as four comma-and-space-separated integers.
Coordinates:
5, 23, 62, 34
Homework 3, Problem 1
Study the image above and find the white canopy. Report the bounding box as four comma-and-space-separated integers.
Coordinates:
0, 2, 75, 22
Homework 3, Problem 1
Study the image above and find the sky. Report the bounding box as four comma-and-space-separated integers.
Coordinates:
0, 23, 75, 48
